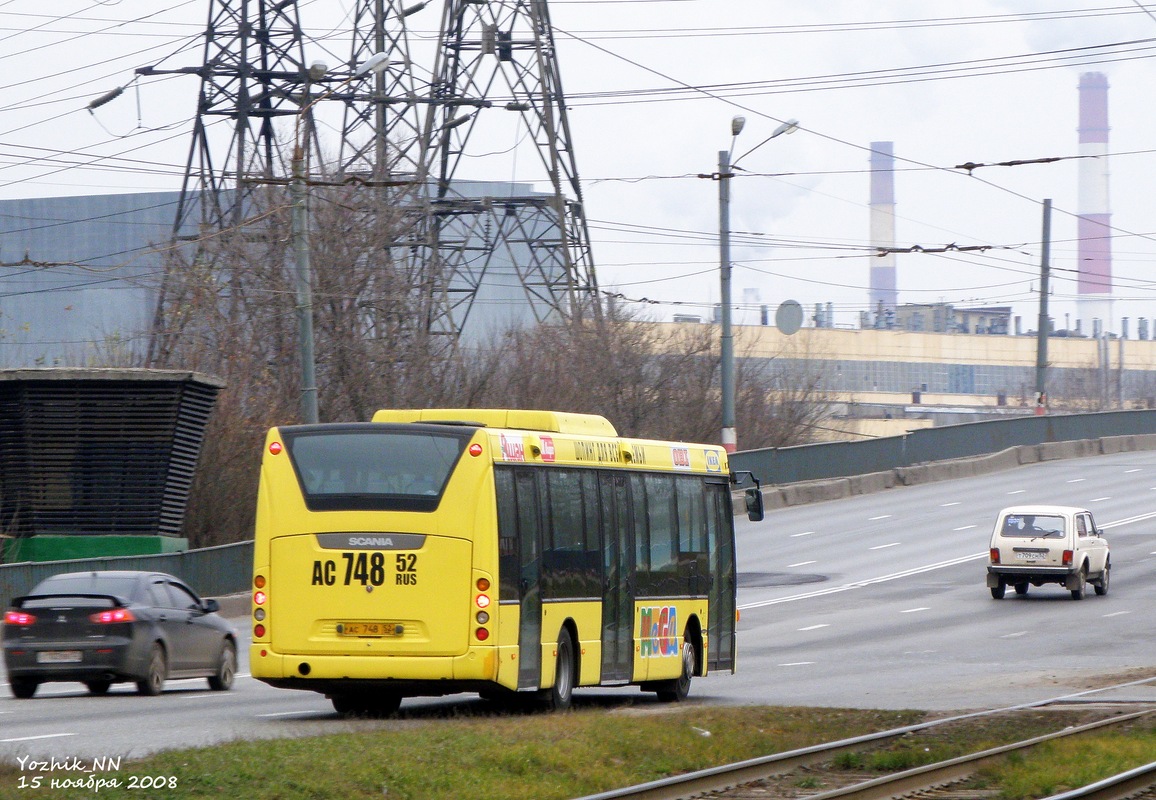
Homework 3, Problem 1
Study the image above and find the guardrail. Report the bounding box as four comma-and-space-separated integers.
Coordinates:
0, 540, 252, 609
731, 409, 1156, 486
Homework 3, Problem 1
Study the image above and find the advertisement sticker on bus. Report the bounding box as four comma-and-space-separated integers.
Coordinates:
639, 605, 680, 658
539, 436, 556, 462
705, 450, 721, 473
500, 434, 526, 462
672, 447, 691, 470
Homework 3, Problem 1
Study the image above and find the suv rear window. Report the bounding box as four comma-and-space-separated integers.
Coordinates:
1001, 514, 1065, 538
284, 425, 472, 512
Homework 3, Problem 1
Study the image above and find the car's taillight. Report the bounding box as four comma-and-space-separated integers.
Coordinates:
989, 548, 1001, 564
3, 610, 35, 626
1063, 549, 1074, 566
90, 608, 135, 624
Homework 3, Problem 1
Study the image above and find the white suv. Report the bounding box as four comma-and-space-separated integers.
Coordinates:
986, 505, 1110, 600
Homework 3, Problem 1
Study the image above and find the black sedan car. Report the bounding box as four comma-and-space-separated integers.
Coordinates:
2, 570, 237, 698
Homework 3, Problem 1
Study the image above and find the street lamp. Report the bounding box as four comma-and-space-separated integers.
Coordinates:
291, 52, 389, 424
716, 117, 799, 452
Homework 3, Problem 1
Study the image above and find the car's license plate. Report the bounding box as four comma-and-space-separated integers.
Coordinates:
1015, 552, 1046, 560
337, 622, 398, 637
37, 650, 82, 664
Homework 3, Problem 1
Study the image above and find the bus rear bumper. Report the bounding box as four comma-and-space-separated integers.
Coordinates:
249, 645, 501, 695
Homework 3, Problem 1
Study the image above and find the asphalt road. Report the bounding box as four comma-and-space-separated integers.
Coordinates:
3, 450, 1156, 764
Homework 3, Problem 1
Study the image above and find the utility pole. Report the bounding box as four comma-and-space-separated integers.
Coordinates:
1035, 198, 1052, 414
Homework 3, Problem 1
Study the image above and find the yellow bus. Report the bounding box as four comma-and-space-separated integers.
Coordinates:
249, 409, 762, 715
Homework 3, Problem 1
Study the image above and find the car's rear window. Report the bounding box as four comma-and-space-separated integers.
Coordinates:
33, 574, 141, 596
1001, 514, 1065, 538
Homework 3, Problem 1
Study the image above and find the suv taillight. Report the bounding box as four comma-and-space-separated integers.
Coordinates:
989, 548, 1001, 564
1062, 549, 1074, 566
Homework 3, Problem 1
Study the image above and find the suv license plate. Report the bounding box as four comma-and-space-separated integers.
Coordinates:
37, 650, 82, 664
1015, 553, 1046, 560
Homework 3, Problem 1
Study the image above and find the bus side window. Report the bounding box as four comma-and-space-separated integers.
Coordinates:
495, 468, 520, 602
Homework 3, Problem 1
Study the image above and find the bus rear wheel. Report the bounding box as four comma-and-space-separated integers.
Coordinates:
656, 640, 695, 702
545, 629, 575, 712
331, 692, 402, 718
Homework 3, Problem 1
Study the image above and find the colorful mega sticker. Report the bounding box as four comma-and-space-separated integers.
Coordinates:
639, 606, 680, 658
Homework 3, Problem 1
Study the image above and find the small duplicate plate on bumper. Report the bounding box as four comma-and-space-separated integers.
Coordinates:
336, 622, 403, 637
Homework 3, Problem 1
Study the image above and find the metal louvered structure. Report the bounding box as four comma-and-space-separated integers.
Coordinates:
0, 370, 223, 563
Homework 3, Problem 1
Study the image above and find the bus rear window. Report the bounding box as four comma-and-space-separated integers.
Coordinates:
284, 428, 471, 512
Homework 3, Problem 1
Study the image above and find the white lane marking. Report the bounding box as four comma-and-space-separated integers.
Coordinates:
788, 560, 816, 568
1001, 632, 1028, 639
1125, 468, 1142, 473
869, 515, 892, 521
1091, 497, 1111, 502
791, 531, 815, 538
0, 733, 76, 743
1067, 478, 1086, 483
870, 542, 900, 550
901, 607, 930, 614
953, 525, 977, 531
256, 710, 327, 718
1102, 611, 1131, 618
941, 502, 961, 507
1007, 489, 1026, 495
740, 552, 988, 610
797, 624, 829, 631
778, 662, 815, 667
1102, 511, 1156, 529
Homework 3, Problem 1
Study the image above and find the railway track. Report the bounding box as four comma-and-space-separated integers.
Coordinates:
575, 679, 1156, 800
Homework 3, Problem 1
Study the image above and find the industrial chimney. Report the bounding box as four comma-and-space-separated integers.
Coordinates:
1076, 72, 1113, 332
868, 141, 897, 326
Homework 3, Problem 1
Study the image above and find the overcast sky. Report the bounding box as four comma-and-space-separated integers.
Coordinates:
2, 1, 1155, 334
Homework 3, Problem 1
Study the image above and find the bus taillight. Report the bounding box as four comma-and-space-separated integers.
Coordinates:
476, 577, 490, 592
254, 590, 267, 606
475, 627, 489, 641
254, 624, 266, 638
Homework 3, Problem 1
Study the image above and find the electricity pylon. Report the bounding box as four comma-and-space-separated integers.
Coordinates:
426, 0, 599, 336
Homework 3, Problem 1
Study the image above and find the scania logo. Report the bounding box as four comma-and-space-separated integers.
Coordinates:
348, 536, 393, 547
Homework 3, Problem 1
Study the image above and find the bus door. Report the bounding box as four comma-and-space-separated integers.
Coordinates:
599, 473, 634, 683
705, 480, 737, 671
513, 469, 543, 689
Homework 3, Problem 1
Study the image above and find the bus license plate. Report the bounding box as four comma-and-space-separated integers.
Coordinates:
37, 650, 82, 664
338, 622, 397, 637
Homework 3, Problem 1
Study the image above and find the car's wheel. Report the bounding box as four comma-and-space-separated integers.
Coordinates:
85, 680, 112, 696
990, 581, 1006, 599
1094, 561, 1110, 596
656, 639, 696, 702
10, 677, 38, 699
136, 643, 167, 696
546, 629, 575, 712
1014, 583, 1029, 596
208, 640, 236, 691
1071, 566, 1087, 601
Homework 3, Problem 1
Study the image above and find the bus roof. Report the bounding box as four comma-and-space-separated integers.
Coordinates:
371, 408, 618, 437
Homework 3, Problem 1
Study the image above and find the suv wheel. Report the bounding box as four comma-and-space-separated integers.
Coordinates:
1094, 560, 1110, 596
990, 580, 1006, 599
1070, 566, 1087, 601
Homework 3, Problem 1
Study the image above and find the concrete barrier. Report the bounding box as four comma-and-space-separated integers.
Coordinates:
741, 432, 1156, 513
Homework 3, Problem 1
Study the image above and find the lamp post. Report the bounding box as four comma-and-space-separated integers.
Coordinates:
716, 116, 799, 452
291, 52, 389, 424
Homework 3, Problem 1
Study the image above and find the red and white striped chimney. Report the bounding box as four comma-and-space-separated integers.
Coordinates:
1076, 72, 1112, 332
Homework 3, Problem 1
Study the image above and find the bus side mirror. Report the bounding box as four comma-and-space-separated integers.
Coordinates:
744, 486, 764, 522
